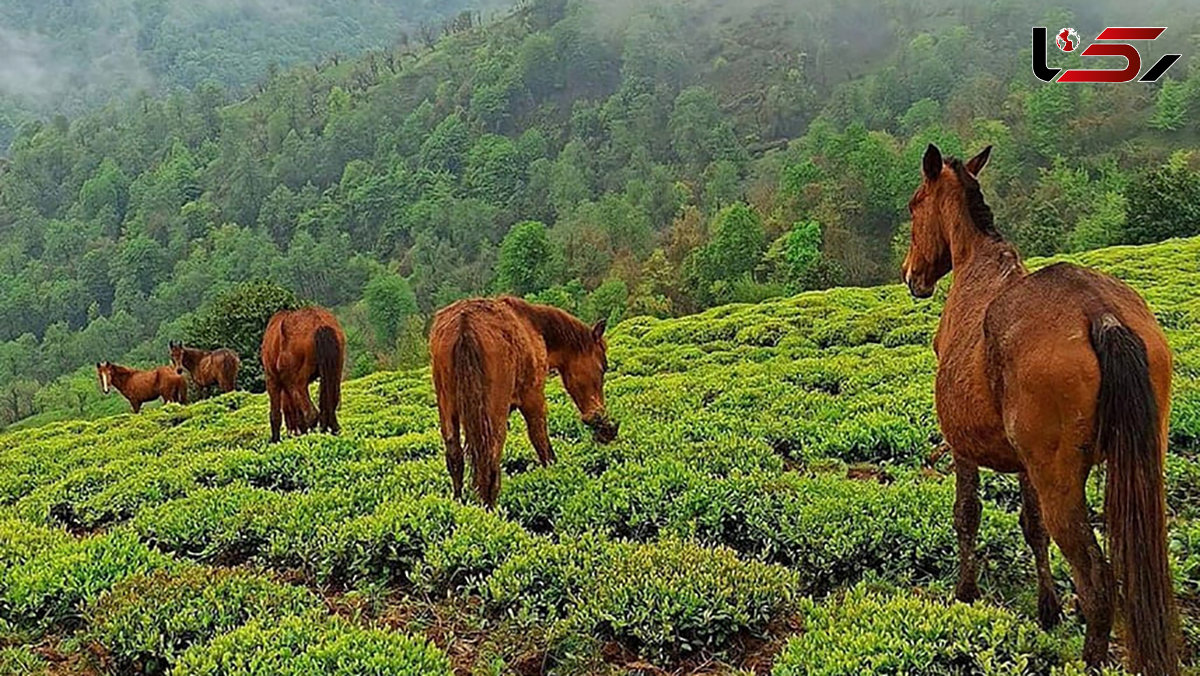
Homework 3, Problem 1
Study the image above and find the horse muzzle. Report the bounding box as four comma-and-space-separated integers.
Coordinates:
584, 413, 619, 444
904, 270, 935, 299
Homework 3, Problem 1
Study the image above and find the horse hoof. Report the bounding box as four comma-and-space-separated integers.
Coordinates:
954, 583, 980, 604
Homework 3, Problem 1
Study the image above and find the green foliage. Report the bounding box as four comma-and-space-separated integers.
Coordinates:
771, 585, 1072, 675
172, 613, 452, 675
88, 567, 319, 674
1124, 165, 1200, 245
496, 221, 557, 296
4, 0, 1200, 426
184, 281, 299, 392
363, 272, 419, 347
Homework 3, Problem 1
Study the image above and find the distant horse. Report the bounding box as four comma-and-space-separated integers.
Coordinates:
261, 307, 345, 443
96, 362, 188, 413
169, 341, 240, 395
430, 297, 618, 508
902, 144, 1179, 675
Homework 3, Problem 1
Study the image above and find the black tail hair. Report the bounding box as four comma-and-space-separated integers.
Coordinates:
314, 326, 343, 434
1091, 313, 1180, 676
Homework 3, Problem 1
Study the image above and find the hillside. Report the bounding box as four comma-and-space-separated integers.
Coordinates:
0, 0, 514, 150
2, 0, 1200, 428
0, 237, 1197, 674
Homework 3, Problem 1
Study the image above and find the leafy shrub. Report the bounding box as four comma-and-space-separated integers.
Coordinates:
771, 585, 1070, 675
1, 529, 177, 630
565, 539, 799, 664
184, 281, 299, 392
88, 567, 319, 674
487, 534, 627, 623
172, 613, 452, 675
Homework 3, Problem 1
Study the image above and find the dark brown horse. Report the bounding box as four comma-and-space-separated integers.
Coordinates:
96, 362, 188, 413
169, 341, 240, 394
261, 307, 345, 443
903, 144, 1179, 675
430, 297, 618, 508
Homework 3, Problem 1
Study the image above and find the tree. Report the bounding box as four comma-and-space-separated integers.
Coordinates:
1123, 165, 1200, 244
1150, 79, 1188, 132
185, 281, 299, 392
495, 221, 557, 296
363, 271, 418, 347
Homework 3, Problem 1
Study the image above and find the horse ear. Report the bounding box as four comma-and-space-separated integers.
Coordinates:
922, 144, 943, 182
966, 145, 992, 177
592, 320, 607, 341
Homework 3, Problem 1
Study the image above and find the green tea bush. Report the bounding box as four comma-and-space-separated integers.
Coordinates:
565, 539, 799, 663
88, 567, 319, 674
313, 495, 530, 593
486, 534, 628, 623
771, 585, 1069, 675
171, 613, 452, 675
1, 529, 177, 630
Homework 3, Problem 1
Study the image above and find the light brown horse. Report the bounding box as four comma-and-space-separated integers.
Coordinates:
169, 341, 240, 394
261, 307, 345, 443
430, 297, 618, 508
902, 144, 1179, 675
96, 362, 188, 413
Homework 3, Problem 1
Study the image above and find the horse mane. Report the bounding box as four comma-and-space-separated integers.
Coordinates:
947, 157, 1002, 241
107, 363, 137, 387
503, 297, 595, 354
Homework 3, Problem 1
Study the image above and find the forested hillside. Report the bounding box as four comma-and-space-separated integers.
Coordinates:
2, 0, 1200, 426
0, 0, 514, 149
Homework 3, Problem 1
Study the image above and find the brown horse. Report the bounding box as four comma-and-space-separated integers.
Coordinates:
261, 307, 346, 443
96, 362, 188, 413
430, 297, 618, 508
169, 341, 240, 394
902, 144, 1179, 675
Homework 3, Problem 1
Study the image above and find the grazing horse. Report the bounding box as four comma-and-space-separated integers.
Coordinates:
96, 362, 188, 413
902, 144, 1179, 675
169, 341, 240, 394
261, 307, 345, 443
430, 297, 618, 508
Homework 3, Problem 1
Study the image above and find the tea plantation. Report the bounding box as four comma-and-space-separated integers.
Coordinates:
1, 238, 1198, 675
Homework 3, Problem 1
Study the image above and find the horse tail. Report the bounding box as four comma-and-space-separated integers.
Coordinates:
452, 317, 494, 503
223, 351, 241, 391
1091, 313, 1180, 676
314, 326, 342, 430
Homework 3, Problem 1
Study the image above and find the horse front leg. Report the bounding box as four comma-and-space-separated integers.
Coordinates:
1019, 472, 1062, 629
954, 456, 982, 603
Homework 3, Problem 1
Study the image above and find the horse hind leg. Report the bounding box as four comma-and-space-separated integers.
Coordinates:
953, 456, 982, 603
1019, 472, 1062, 629
439, 408, 464, 502
1029, 459, 1114, 668
267, 379, 283, 443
